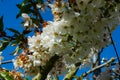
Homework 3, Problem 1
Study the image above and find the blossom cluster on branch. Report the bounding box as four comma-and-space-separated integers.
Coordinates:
13, 0, 120, 78
0, 0, 120, 80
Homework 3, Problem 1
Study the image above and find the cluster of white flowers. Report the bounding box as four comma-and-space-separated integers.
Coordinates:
13, 53, 40, 76
14, 0, 120, 77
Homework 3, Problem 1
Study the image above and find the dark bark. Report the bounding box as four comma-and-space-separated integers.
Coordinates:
40, 54, 59, 80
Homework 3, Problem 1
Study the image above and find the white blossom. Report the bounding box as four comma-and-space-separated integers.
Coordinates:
21, 13, 30, 19
13, 0, 120, 76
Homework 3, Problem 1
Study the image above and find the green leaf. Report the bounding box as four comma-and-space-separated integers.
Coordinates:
11, 34, 24, 47
7, 28, 20, 35
37, 0, 43, 4
11, 46, 21, 55
10, 40, 19, 46
23, 0, 31, 4
0, 16, 4, 31
0, 72, 13, 80
31, 17, 41, 24
0, 31, 6, 37
16, 3, 32, 18
16, 4, 22, 9
3, 37, 10, 41
23, 30, 31, 34
16, 13, 21, 19
22, 2, 25, 7
0, 41, 9, 51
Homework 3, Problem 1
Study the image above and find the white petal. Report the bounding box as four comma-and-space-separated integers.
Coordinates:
21, 13, 30, 19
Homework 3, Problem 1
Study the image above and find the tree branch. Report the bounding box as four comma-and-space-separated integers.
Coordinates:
78, 58, 115, 79
64, 67, 78, 80
64, 62, 81, 80
39, 54, 59, 80
0, 60, 13, 65
93, 50, 102, 79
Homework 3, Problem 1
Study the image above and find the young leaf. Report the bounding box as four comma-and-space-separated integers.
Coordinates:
23, 0, 31, 4
10, 40, 19, 46
11, 46, 21, 55
16, 4, 21, 9
0, 72, 13, 80
23, 30, 31, 34
37, 0, 43, 4
16, 3, 32, 18
7, 28, 20, 35
0, 41, 9, 51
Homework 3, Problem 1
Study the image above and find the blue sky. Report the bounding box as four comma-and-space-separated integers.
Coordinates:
0, 0, 120, 80
0, 0, 23, 69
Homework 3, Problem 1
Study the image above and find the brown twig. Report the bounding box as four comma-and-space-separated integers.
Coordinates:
0, 60, 13, 65
39, 54, 59, 80
78, 58, 115, 79
107, 27, 120, 64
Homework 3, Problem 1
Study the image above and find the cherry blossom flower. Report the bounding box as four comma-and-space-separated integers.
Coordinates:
13, 0, 120, 77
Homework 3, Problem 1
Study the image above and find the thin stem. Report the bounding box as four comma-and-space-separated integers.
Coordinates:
92, 48, 103, 68
107, 27, 120, 64
112, 70, 120, 79
78, 58, 115, 79
64, 67, 79, 80
92, 49, 103, 79
0, 60, 13, 65
93, 51, 101, 79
